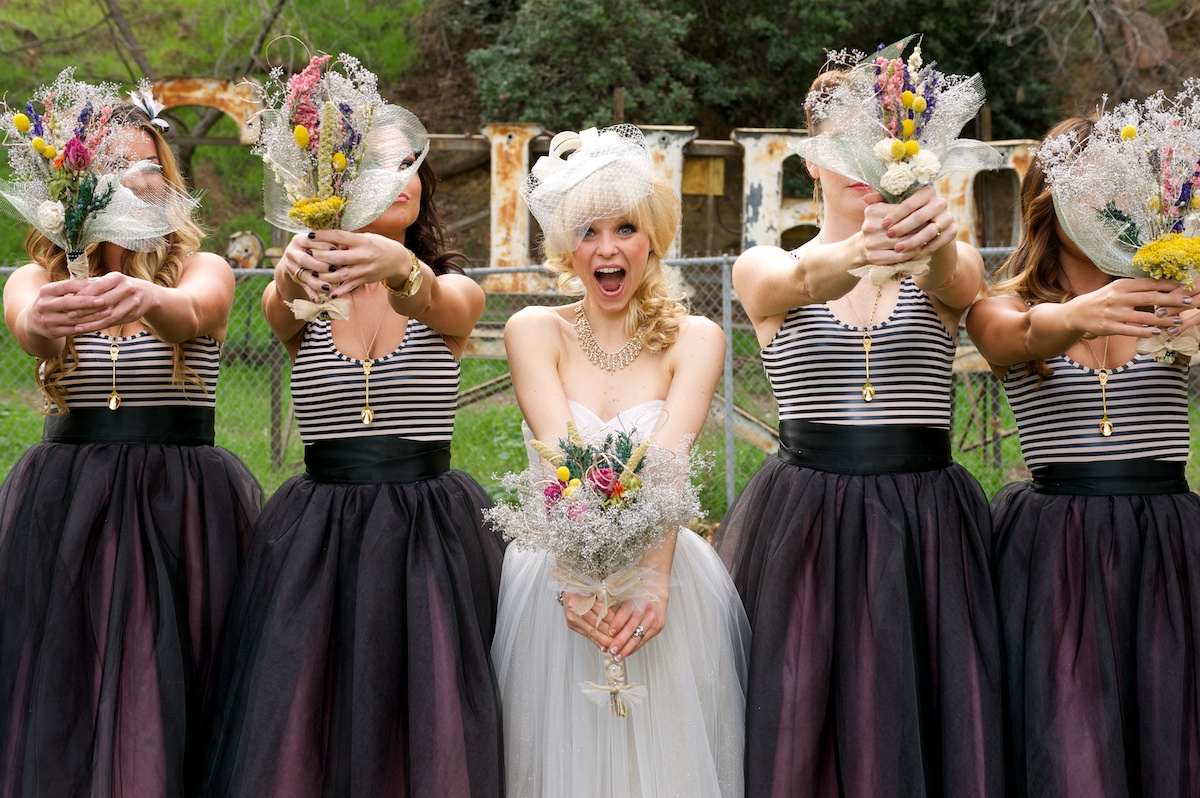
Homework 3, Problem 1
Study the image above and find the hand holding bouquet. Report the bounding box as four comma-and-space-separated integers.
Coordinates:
255, 52, 428, 320
0, 71, 197, 278
486, 422, 707, 717
799, 34, 1002, 283
1040, 81, 1200, 363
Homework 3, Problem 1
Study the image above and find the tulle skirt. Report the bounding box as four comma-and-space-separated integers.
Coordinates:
0, 441, 261, 798
200, 470, 506, 798
717, 455, 1003, 798
491, 529, 750, 797
991, 481, 1200, 798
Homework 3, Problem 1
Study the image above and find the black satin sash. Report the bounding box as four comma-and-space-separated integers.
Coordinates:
43, 406, 216, 445
304, 437, 451, 484
776, 419, 952, 475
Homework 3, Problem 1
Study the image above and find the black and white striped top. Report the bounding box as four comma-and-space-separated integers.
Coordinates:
50, 332, 219, 408
1003, 353, 1190, 466
762, 276, 955, 427
291, 317, 459, 442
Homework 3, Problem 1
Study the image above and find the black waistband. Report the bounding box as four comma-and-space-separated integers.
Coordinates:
304, 437, 452, 484
1030, 459, 1189, 496
43, 406, 216, 445
776, 419, 952, 475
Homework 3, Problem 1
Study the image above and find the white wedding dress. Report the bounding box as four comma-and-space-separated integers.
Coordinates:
491, 400, 750, 797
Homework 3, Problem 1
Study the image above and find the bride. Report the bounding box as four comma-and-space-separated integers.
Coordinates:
491, 125, 750, 797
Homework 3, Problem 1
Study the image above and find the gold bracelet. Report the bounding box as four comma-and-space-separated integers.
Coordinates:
384, 247, 423, 298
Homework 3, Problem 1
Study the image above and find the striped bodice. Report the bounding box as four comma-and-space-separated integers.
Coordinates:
291, 317, 459, 442
1002, 352, 1190, 466
52, 332, 219, 408
762, 276, 955, 427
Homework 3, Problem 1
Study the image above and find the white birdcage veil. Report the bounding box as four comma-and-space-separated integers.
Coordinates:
521, 124, 655, 254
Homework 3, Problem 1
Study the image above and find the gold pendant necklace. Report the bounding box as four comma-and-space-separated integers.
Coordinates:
352, 293, 387, 425
574, 305, 647, 372
846, 285, 884, 402
107, 324, 126, 410
1083, 335, 1114, 436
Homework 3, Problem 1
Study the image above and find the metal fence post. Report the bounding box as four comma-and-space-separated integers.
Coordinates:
722, 255, 736, 508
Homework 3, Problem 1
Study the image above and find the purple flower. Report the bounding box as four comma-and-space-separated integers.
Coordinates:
25, 103, 43, 137
63, 136, 92, 171
586, 467, 619, 495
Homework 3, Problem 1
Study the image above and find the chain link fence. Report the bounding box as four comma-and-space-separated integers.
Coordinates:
2, 255, 1196, 520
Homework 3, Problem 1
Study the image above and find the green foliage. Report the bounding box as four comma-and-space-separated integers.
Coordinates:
468, 0, 698, 128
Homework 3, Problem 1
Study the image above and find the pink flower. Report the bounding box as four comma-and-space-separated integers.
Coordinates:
567, 502, 589, 521
586, 467, 619, 495
543, 482, 563, 502
287, 54, 331, 108
63, 136, 92, 171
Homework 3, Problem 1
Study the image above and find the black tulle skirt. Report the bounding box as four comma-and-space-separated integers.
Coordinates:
991, 481, 1200, 798
0, 441, 261, 798
200, 470, 506, 798
717, 455, 1004, 798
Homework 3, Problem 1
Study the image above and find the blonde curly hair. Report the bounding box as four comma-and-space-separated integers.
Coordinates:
541, 176, 687, 351
30, 106, 206, 414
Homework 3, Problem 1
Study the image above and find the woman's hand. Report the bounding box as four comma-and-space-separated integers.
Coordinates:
274, 232, 338, 302
19, 277, 110, 339
299, 229, 413, 299
1065, 277, 1198, 338
561, 583, 670, 662
861, 185, 955, 266
64, 271, 157, 332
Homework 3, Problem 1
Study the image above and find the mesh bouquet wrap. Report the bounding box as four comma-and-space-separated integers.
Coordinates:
486, 422, 707, 717
0, 70, 199, 279
1041, 81, 1200, 363
799, 34, 1003, 284
520, 124, 654, 255
255, 52, 428, 320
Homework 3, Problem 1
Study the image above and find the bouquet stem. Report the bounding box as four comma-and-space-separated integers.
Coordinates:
598, 648, 633, 718
66, 249, 88, 280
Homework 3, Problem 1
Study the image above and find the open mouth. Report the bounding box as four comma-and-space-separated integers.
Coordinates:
595, 267, 626, 296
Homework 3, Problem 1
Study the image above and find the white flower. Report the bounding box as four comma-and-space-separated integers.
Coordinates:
880, 162, 916, 196
37, 200, 65, 234
1184, 213, 1200, 238
874, 138, 900, 163
908, 44, 923, 72
909, 150, 942, 184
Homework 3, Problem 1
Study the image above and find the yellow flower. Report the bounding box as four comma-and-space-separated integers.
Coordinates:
568, 478, 581, 488
288, 195, 345, 229
332, 152, 347, 172
42, 144, 57, 160
901, 119, 915, 138
1132, 233, 1200, 288
1192, 196, 1200, 210
563, 484, 577, 498
901, 90, 915, 109
31, 137, 46, 154
1149, 196, 1162, 212
912, 96, 927, 114
1121, 125, 1138, 141
890, 139, 906, 160
556, 465, 570, 483
294, 125, 311, 149
905, 140, 920, 157
13, 113, 30, 133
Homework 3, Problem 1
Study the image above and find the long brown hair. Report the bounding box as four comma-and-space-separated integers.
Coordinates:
403, 157, 469, 276
992, 116, 1097, 379
32, 104, 205, 413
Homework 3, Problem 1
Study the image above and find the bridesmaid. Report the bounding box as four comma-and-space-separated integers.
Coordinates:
0, 101, 261, 797
967, 116, 1200, 797
201, 134, 506, 797
716, 69, 1003, 797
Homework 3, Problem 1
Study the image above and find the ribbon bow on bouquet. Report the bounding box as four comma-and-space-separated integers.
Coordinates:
254, 52, 428, 321
797, 34, 1003, 284
0, 72, 197, 278
1041, 80, 1200, 363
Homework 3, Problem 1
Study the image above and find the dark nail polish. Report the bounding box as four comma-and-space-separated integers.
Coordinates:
1173, 317, 1183, 325
1157, 307, 1169, 317
307, 231, 316, 239
321, 284, 330, 292
1151, 328, 1162, 335
305, 249, 313, 256
329, 265, 337, 272
1168, 326, 1180, 334
1183, 297, 1194, 306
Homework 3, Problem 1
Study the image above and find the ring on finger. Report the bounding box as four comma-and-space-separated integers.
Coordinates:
632, 625, 645, 639
931, 219, 943, 237
556, 591, 564, 606
290, 266, 306, 285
